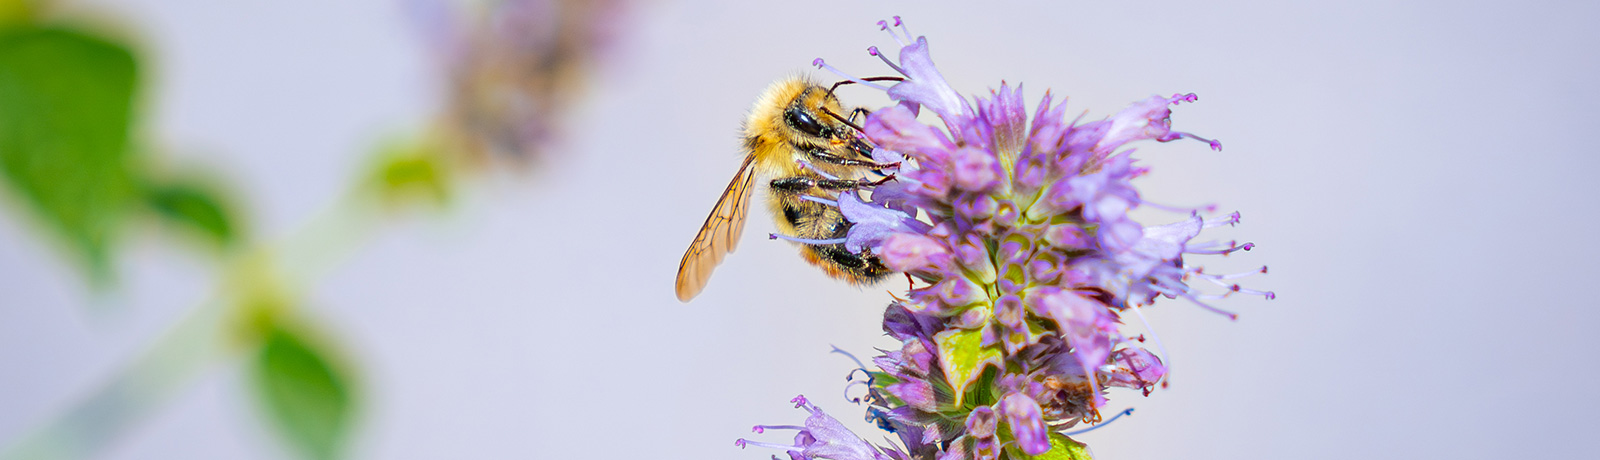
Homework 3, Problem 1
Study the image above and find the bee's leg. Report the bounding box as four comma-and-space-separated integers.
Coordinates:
846, 107, 870, 125
770, 177, 863, 193
845, 138, 878, 162
807, 148, 898, 169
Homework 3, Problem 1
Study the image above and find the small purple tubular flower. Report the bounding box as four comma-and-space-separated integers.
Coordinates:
998, 393, 1049, 455
838, 191, 931, 254
753, 16, 1274, 460
737, 395, 902, 460
1094, 93, 1223, 153
872, 32, 976, 134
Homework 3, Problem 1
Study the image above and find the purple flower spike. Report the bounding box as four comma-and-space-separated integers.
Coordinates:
742, 16, 1271, 460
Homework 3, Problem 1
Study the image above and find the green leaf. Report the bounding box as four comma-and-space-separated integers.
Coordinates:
1009, 433, 1094, 460
145, 180, 238, 250
962, 365, 999, 408
367, 139, 451, 208
934, 327, 1002, 407
0, 0, 36, 27
0, 26, 139, 281
253, 323, 355, 460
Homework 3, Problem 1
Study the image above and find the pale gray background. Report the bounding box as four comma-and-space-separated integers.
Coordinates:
2, 0, 1597, 459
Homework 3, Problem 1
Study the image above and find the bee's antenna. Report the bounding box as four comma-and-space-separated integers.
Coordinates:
827, 76, 905, 98
820, 107, 865, 132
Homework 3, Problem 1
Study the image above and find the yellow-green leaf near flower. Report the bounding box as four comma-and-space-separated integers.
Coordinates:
366, 138, 452, 209
935, 327, 1002, 407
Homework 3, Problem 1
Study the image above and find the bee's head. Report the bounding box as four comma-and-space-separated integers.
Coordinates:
783, 86, 847, 141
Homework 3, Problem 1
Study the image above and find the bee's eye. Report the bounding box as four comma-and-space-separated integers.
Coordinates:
784, 106, 828, 138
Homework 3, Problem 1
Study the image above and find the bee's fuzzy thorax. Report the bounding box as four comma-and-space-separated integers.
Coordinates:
676, 75, 891, 302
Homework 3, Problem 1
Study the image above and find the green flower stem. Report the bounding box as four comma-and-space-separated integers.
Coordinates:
0, 296, 231, 460
274, 194, 382, 288
2, 175, 403, 459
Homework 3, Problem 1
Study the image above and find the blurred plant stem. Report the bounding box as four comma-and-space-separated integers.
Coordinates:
0, 297, 230, 460
276, 195, 382, 288
0, 171, 412, 458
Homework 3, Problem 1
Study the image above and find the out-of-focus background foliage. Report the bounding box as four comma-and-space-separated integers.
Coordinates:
1, 0, 1597, 459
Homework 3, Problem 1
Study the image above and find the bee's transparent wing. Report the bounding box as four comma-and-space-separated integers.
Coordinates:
675, 155, 758, 302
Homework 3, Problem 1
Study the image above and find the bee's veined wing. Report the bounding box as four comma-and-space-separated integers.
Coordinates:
675, 155, 758, 302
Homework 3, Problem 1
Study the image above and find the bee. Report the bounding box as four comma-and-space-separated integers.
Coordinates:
675, 77, 901, 302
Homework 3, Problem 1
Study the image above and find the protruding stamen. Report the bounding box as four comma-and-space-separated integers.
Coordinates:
894, 16, 910, 39
831, 345, 867, 368
1156, 129, 1223, 151
1197, 266, 1268, 281
800, 195, 840, 207
1183, 295, 1239, 320
1232, 285, 1275, 298
1193, 278, 1275, 300
751, 424, 804, 434
1061, 408, 1135, 436
1140, 200, 1218, 215
843, 377, 871, 404
829, 346, 873, 394
797, 159, 841, 180
735, 438, 798, 451
868, 46, 909, 77
1126, 303, 1172, 385
770, 233, 848, 245
814, 58, 892, 91
877, 19, 907, 47
1203, 211, 1241, 228
1186, 241, 1253, 255
1179, 132, 1223, 151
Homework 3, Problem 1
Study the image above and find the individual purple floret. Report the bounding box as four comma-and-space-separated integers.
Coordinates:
736, 395, 906, 460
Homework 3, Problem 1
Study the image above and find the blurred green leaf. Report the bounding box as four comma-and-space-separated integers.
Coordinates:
368, 139, 451, 209
0, 0, 36, 27
934, 328, 1002, 407
145, 179, 238, 250
0, 26, 139, 281
253, 323, 354, 460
